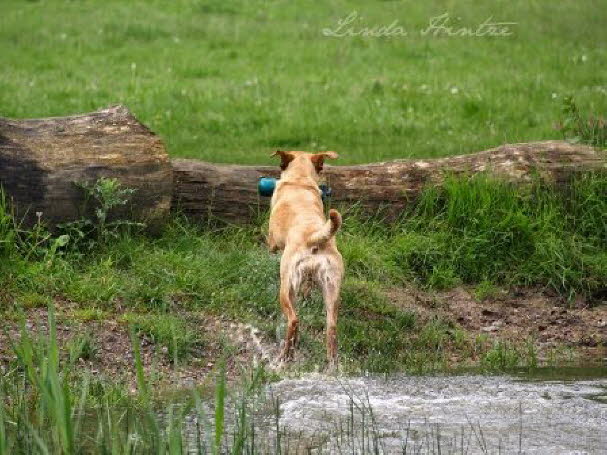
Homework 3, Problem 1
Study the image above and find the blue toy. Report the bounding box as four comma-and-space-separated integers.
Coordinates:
318, 184, 332, 199
257, 177, 332, 200
258, 177, 276, 197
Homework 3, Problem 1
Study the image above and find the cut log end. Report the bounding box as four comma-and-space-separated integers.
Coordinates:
0, 105, 173, 228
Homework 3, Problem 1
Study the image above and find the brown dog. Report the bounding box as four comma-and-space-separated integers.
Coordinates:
268, 151, 344, 366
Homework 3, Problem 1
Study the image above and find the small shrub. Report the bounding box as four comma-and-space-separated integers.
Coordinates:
473, 280, 500, 302
417, 318, 452, 352
59, 177, 143, 251
17, 292, 53, 309
557, 96, 607, 147
72, 308, 108, 322
67, 331, 98, 364
482, 341, 520, 370
0, 189, 16, 256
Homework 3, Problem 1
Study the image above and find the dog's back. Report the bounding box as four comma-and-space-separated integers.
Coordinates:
270, 178, 340, 252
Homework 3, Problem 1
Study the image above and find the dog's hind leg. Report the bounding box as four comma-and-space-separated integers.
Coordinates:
278, 284, 298, 361
277, 251, 300, 362
318, 257, 343, 368
323, 282, 340, 367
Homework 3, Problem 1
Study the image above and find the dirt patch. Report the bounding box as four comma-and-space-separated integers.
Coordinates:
1, 287, 605, 388
387, 286, 607, 361
0, 302, 271, 392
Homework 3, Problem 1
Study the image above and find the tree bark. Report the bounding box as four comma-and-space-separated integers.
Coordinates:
0, 105, 172, 228
172, 141, 605, 224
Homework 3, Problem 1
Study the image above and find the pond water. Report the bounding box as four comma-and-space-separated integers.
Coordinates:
176, 367, 607, 453
255, 368, 607, 454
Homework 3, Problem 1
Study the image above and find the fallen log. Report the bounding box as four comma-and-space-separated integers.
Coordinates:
0, 105, 172, 227
2, 106, 604, 228
172, 141, 605, 224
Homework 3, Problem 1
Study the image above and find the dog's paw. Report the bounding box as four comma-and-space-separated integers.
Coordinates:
272, 350, 293, 371
324, 358, 339, 375
277, 348, 292, 363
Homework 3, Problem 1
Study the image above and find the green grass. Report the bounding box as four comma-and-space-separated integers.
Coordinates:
1, 173, 605, 373
67, 330, 99, 364
360, 173, 606, 299
1, 2, 605, 451
122, 312, 203, 363
0, 308, 213, 454
0, 190, 16, 257
1, 0, 606, 164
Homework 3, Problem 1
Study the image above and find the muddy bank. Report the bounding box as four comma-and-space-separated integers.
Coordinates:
389, 286, 607, 361
0, 286, 605, 388
0, 305, 250, 390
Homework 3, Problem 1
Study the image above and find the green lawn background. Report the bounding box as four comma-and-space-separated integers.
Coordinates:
2, 0, 606, 165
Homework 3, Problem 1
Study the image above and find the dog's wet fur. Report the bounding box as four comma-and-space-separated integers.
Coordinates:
268, 151, 344, 368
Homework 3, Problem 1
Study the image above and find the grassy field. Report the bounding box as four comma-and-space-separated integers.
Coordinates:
1, 0, 607, 164
0, 0, 606, 384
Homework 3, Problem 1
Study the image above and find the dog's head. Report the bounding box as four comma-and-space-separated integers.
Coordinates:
271, 151, 338, 178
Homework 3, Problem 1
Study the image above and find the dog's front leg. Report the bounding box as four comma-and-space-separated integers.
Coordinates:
267, 231, 281, 253
267, 232, 276, 252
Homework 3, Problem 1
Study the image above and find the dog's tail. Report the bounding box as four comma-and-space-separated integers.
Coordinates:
308, 209, 342, 248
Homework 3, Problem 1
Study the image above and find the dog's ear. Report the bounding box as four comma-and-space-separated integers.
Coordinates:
271, 150, 295, 171
310, 151, 338, 173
